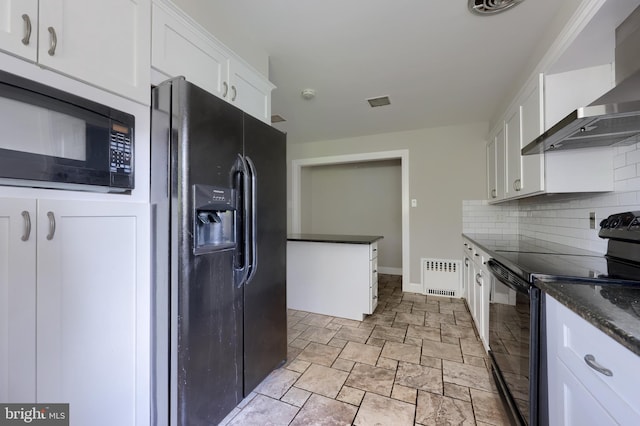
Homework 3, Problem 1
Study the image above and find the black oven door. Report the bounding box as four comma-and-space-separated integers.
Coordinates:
487, 259, 540, 426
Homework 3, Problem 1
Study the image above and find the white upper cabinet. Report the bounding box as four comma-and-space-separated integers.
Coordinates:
0, 0, 150, 104
0, 0, 38, 61
519, 74, 545, 196
505, 107, 522, 199
151, 0, 274, 124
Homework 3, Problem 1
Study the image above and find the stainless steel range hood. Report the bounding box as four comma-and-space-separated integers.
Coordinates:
522, 5, 640, 155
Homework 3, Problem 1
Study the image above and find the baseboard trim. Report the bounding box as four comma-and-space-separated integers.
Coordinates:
403, 282, 423, 294
378, 267, 402, 275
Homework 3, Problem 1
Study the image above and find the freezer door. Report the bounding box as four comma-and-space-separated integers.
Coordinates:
173, 80, 246, 426
242, 114, 288, 394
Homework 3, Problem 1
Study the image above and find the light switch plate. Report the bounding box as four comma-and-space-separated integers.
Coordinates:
411, 199, 417, 207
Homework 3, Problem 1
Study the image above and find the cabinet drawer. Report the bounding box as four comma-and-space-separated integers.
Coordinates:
370, 242, 378, 259
550, 297, 640, 421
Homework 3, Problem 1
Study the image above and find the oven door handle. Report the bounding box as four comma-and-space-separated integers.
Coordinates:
487, 258, 530, 293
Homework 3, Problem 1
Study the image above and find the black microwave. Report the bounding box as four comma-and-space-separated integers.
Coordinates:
0, 70, 134, 192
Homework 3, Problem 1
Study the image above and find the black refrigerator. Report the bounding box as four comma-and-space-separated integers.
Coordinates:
150, 77, 287, 426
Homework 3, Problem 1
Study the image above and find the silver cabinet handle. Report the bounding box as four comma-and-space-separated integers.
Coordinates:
231, 85, 237, 101
584, 354, 613, 377
222, 81, 228, 98
491, 189, 497, 198
47, 27, 57, 56
464, 258, 469, 267
46, 211, 56, 240
514, 179, 522, 191
21, 14, 32, 45
475, 273, 482, 286
21, 211, 31, 241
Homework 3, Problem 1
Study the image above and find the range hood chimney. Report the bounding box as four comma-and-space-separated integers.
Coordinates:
522, 5, 640, 155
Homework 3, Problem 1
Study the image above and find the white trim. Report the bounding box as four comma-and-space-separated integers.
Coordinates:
378, 267, 402, 276
404, 282, 423, 295
291, 150, 410, 291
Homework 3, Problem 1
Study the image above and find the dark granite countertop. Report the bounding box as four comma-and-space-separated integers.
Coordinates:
288, 234, 383, 244
462, 233, 640, 357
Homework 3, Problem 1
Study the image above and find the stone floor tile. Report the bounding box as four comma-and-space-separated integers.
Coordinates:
442, 323, 478, 339
464, 354, 487, 368
290, 393, 357, 426
296, 342, 342, 366
406, 324, 441, 342
394, 312, 425, 326
366, 337, 386, 347
345, 363, 396, 397
298, 325, 338, 344
289, 338, 311, 349
380, 341, 421, 364
415, 390, 475, 425
421, 340, 462, 362
333, 325, 373, 343
376, 356, 398, 371
425, 311, 456, 325
281, 387, 311, 407
441, 335, 461, 345
332, 357, 355, 372
299, 313, 334, 327
339, 341, 382, 365
353, 392, 416, 426
442, 360, 494, 392
327, 337, 348, 349
444, 382, 471, 402
226, 394, 298, 426
253, 367, 300, 399
402, 292, 427, 303
330, 317, 362, 328
420, 355, 442, 369
337, 385, 365, 406
395, 361, 443, 394
294, 364, 349, 399
286, 359, 311, 374
287, 329, 303, 343
404, 336, 423, 347
470, 388, 511, 425
391, 383, 418, 404
460, 337, 486, 357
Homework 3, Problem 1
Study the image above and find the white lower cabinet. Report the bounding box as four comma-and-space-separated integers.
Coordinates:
546, 294, 640, 425
0, 197, 148, 426
462, 239, 490, 351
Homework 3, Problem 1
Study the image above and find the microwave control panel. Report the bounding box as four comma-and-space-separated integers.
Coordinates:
109, 123, 133, 188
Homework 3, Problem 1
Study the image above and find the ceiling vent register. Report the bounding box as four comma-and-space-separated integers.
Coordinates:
468, 0, 524, 15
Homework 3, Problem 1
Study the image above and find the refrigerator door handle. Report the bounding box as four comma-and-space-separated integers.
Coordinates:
246, 155, 258, 284
233, 154, 251, 288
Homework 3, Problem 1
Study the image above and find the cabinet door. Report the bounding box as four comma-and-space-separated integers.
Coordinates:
0, 0, 38, 61
550, 360, 617, 426
229, 58, 274, 124
0, 198, 36, 402
487, 139, 497, 201
495, 126, 506, 200
151, 0, 231, 100
520, 74, 545, 195
36, 200, 147, 426
37, 0, 150, 103
505, 108, 522, 198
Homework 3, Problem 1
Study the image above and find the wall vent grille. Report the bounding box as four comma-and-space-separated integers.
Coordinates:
421, 258, 461, 298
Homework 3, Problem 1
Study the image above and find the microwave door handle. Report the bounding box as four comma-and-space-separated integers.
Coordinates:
245, 156, 258, 285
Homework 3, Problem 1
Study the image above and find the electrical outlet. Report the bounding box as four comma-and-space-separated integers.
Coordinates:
589, 212, 596, 229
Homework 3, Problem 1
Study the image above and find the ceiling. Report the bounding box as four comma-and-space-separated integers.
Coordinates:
207, 0, 579, 144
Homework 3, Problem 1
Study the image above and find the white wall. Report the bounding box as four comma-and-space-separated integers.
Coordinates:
288, 121, 488, 285
301, 160, 402, 271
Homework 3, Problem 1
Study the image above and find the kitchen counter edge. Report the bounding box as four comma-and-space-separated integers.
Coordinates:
288, 234, 383, 244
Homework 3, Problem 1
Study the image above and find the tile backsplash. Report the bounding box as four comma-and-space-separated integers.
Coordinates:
463, 138, 640, 254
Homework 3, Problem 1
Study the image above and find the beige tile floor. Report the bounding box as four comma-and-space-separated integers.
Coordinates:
220, 274, 511, 425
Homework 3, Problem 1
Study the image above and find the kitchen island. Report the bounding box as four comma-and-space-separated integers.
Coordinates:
287, 234, 383, 321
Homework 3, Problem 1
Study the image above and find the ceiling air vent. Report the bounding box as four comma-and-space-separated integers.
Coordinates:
367, 96, 391, 108
468, 0, 524, 15
271, 114, 286, 123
